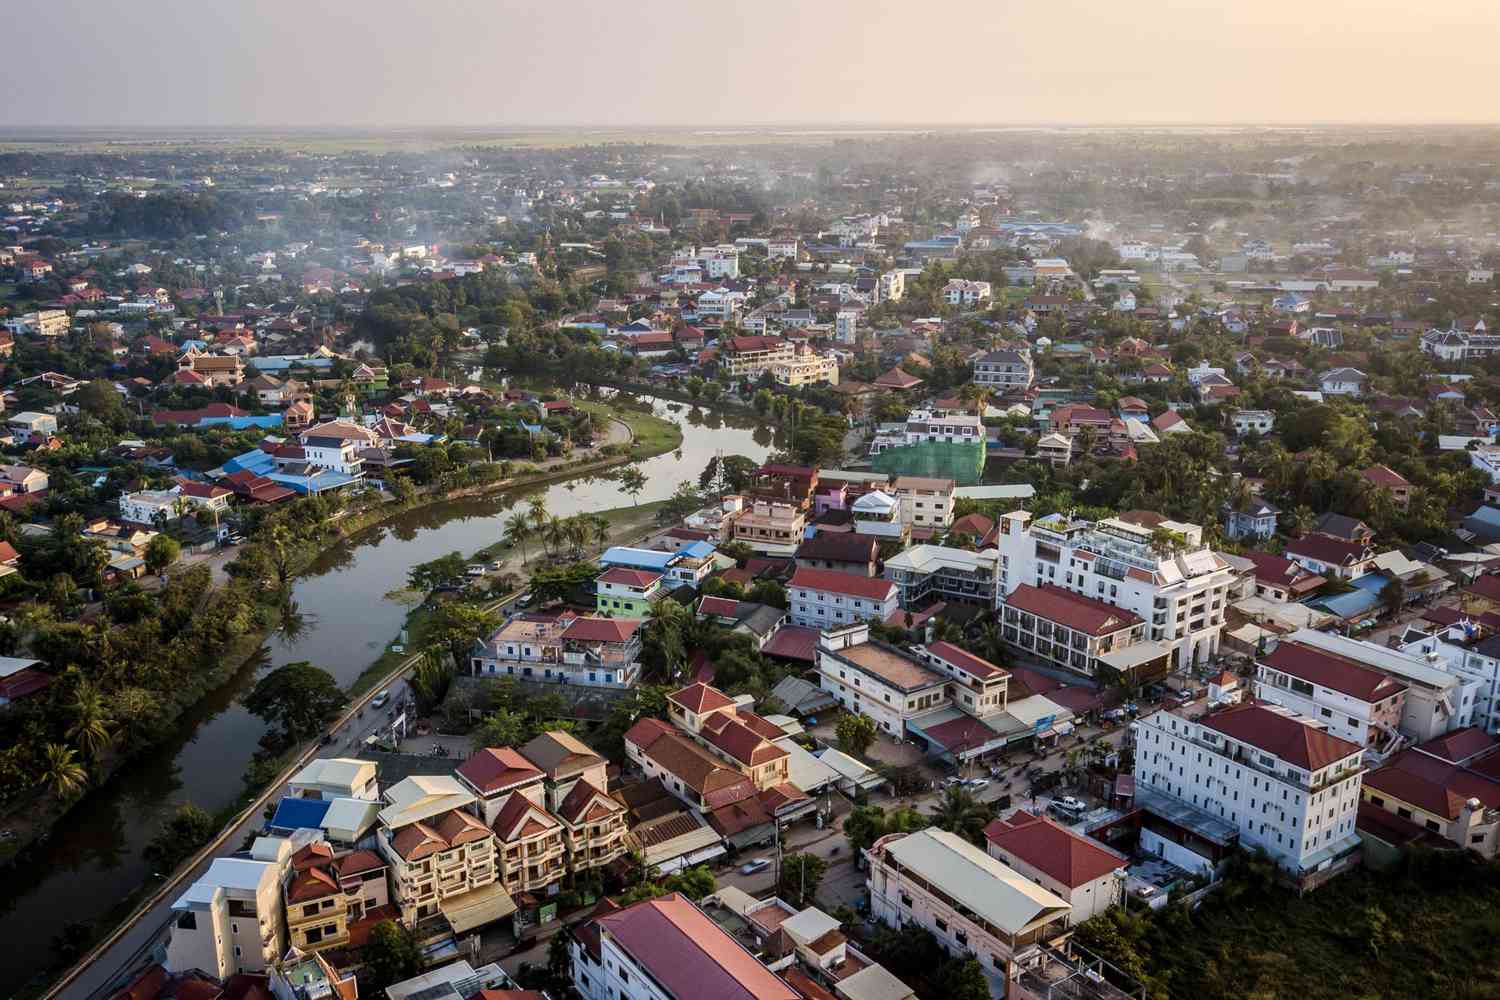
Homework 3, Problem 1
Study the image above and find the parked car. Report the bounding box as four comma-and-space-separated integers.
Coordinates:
371, 690, 390, 710
965, 778, 990, 791
740, 858, 771, 875
944, 776, 965, 787
466, 564, 487, 577
516, 592, 534, 608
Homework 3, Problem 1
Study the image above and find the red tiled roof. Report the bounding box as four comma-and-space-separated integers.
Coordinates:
697, 595, 741, 618
1242, 550, 1324, 591
457, 747, 543, 794
984, 810, 1127, 889
923, 640, 1007, 680
1464, 574, 1500, 602
787, 566, 896, 601
1413, 727, 1500, 764
1364, 747, 1500, 819
1201, 703, 1362, 771
597, 567, 662, 588
1003, 583, 1141, 635
1362, 464, 1411, 489
669, 681, 735, 714
760, 624, 819, 662
561, 617, 644, 643
1259, 641, 1406, 703
587, 894, 800, 1000
333, 849, 384, 878
874, 367, 924, 389
1286, 534, 1371, 566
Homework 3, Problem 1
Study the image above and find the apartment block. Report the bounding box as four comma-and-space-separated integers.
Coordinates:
994, 510, 1235, 670
972, 348, 1034, 391
1133, 702, 1364, 885
867, 829, 1072, 997
998, 583, 1171, 683
787, 566, 900, 629
883, 544, 1000, 610
470, 612, 644, 688
167, 839, 292, 978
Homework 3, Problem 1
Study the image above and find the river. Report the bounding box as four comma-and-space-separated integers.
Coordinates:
0, 396, 775, 993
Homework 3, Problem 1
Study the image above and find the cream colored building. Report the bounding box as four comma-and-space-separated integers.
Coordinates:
287, 757, 378, 801
772, 348, 840, 388
166, 838, 292, 979
375, 776, 501, 927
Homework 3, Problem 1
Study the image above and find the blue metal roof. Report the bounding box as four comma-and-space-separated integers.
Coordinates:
269, 796, 331, 832
224, 449, 275, 475
1307, 573, 1387, 619
679, 540, 716, 560
600, 545, 675, 571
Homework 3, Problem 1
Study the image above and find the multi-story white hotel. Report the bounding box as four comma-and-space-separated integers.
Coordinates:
1133, 702, 1365, 883
994, 510, 1235, 670
787, 567, 899, 629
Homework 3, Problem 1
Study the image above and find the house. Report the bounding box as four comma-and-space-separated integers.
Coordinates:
882, 544, 999, 610
7, 412, 57, 436
1360, 733, 1500, 859
595, 568, 663, 617
1362, 464, 1413, 509
282, 842, 391, 954
1310, 513, 1374, 544
374, 776, 507, 928
942, 279, 992, 306
1318, 367, 1367, 397
1036, 432, 1072, 467
983, 811, 1126, 921
287, 757, 379, 801
795, 532, 879, 577
1285, 534, 1376, 580
1227, 409, 1274, 437
786, 567, 899, 629
119, 488, 185, 526
1241, 551, 1326, 601
1221, 498, 1279, 541
0, 464, 48, 495
1133, 701, 1364, 885
1151, 410, 1190, 435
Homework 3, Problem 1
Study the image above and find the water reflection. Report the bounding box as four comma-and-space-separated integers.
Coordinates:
0, 395, 775, 989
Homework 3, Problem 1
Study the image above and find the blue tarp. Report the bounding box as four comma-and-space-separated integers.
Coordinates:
200, 414, 282, 430
269, 797, 330, 832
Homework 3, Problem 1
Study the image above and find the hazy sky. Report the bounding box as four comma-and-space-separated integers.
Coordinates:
6, 0, 1500, 128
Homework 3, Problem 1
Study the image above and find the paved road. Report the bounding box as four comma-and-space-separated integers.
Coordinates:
54, 667, 424, 1000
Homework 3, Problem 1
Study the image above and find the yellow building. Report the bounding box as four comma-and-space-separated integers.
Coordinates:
772, 349, 840, 388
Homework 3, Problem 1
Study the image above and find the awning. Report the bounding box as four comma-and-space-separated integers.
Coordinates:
1054, 721, 1076, 736
441, 882, 517, 933
655, 843, 727, 874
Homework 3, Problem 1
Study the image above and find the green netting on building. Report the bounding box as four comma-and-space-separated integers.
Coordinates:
870, 439, 986, 485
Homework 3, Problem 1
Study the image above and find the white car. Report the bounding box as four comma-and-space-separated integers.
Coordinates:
370, 690, 390, 710
740, 858, 771, 875
965, 778, 990, 791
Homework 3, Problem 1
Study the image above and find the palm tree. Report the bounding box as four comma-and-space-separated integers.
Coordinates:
591, 515, 610, 554
38, 743, 88, 799
564, 516, 589, 560
68, 682, 114, 761
543, 516, 567, 560
930, 786, 993, 844
504, 513, 531, 565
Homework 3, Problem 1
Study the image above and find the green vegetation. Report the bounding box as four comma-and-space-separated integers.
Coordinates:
1075, 850, 1500, 999
143, 802, 216, 872
778, 853, 828, 908
242, 662, 344, 751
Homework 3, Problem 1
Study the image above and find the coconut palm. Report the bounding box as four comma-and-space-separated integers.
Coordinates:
543, 516, 567, 559
565, 516, 590, 559
38, 743, 88, 799
930, 786, 994, 844
590, 515, 610, 553
68, 681, 114, 761
504, 513, 531, 565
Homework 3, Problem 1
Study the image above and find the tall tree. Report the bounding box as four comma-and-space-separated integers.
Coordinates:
38, 743, 87, 799
244, 662, 343, 747
504, 512, 532, 564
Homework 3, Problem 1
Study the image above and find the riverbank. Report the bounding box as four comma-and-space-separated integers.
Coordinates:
5, 393, 762, 997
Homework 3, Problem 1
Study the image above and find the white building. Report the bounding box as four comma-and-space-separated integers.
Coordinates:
816, 625, 952, 736
942, 279, 992, 307
768, 238, 799, 260
983, 811, 1126, 922
786, 566, 899, 629
868, 409, 983, 457
1288, 628, 1480, 741
867, 828, 1072, 997
994, 510, 1235, 669
1317, 367, 1367, 397
287, 757, 379, 801
166, 839, 292, 978
1254, 639, 1407, 759
571, 893, 800, 1000
1422, 326, 1500, 361
1228, 409, 1275, 437
299, 421, 376, 475
892, 475, 956, 530
1133, 702, 1364, 881
119, 488, 182, 525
